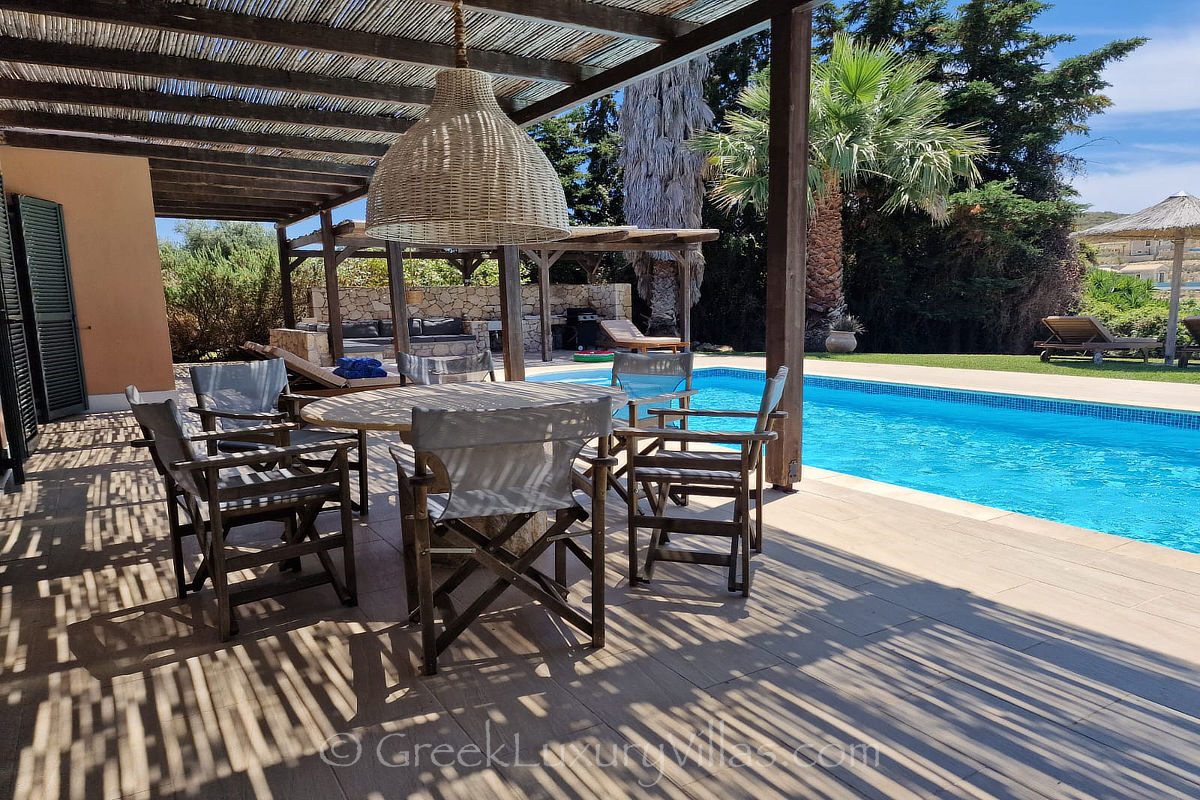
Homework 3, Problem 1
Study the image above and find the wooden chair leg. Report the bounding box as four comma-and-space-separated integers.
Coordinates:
356, 430, 370, 516
339, 450, 358, 604
411, 487, 438, 674
167, 496, 187, 599
740, 482, 752, 597
754, 465, 764, 553
209, 523, 234, 641
626, 461, 640, 585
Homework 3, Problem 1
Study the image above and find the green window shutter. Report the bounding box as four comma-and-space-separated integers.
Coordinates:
0, 174, 39, 481
13, 195, 88, 421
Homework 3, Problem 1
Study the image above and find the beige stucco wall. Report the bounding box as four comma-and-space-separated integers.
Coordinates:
0, 147, 174, 397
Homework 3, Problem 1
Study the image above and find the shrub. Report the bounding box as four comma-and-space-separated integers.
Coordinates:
162, 243, 284, 362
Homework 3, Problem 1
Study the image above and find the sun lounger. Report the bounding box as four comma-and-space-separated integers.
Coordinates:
1178, 318, 1200, 367
600, 319, 689, 353
1034, 317, 1158, 363
242, 341, 405, 394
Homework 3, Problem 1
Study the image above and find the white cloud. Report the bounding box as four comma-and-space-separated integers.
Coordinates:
1102, 27, 1200, 114
1070, 161, 1200, 212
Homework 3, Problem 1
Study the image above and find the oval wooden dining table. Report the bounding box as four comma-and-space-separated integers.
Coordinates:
299, 380, 627, 436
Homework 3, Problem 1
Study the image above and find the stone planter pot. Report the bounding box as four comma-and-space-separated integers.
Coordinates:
825, 331, 858, 353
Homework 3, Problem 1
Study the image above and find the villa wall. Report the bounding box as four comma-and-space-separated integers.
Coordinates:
0, 147, 174, 406
308, 283, 633, 324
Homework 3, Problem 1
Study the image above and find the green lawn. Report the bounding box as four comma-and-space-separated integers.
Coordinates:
801, 352, 1200, 384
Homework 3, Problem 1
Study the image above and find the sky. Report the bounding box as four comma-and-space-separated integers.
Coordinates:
154, 0, 1199, 242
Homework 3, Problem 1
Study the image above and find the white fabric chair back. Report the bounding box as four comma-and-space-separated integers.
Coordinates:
399, 351, 495, 385
127, 385, 203, 497
190, 359, 288, 415
611, 352, 693, 420
410, 399, 612, 519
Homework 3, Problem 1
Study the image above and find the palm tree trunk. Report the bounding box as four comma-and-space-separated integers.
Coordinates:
644, 259, 679, 335
805, 170, 845, 348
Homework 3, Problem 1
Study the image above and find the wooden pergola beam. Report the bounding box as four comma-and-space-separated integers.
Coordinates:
150, 171, 351, 195
422, 0, 695, 41
148, 160, 366, 187
0, 36, 438, 107
11, 0, 590, 84
154, 187, 335, 203
154, 209, 282, 221
156, 202, 301, 216
278, 186, 370, 226
512, 0, 824, 126
0, 111, 390, 158
1, 131, 374, 177
0, 79, 414, 135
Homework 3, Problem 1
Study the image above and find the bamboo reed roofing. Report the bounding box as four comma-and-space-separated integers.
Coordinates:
0, 0, 819, 224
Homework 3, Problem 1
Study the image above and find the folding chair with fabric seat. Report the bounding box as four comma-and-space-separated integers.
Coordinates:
397, 351, 496, 385
390, 399, 614, 675
615, 367, 788, 597
190, 359, 370, 516
127, 386, 358, 640
583, 352, 696, 506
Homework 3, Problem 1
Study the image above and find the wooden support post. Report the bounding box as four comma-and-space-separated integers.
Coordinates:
677, 256, 692, 350
498, 245, 526, 380
527, 249, 562, 362
276, 223, 295, 328
1165, 236, 1185, 365
386, 241, 411, 359
319, 209, 344, 361
764, 7, 812, 489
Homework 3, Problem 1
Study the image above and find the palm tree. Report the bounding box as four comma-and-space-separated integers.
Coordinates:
692, 35, 988, 339
620, 58, 714, 335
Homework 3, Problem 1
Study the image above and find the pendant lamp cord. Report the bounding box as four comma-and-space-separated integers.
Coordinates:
453, 0, 468, 68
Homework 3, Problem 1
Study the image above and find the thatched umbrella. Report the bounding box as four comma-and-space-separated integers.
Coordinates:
1075, 191, 1200, 364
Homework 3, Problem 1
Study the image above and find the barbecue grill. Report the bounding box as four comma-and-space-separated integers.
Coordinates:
564, 307, 601, 349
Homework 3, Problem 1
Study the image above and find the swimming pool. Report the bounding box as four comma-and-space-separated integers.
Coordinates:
534, 367, 1200, 553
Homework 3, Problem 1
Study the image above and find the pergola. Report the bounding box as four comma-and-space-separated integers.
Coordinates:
0, 0, 817, 486
285, 220, 719, 363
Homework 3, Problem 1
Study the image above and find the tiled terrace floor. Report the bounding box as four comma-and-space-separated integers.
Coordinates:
3, 373, 1200, 799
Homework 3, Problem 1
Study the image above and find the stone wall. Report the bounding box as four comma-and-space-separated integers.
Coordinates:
309, 283, 632, 324
269, 327, 328, 365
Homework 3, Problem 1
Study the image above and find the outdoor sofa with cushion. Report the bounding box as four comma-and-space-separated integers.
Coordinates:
1035, 316, 1158, 363
295, 318, 478, 354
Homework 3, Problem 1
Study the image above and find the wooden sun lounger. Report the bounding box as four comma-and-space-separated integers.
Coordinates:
1034, 316, 1158, 364
1178, 317, 1200, 367
600, 319, 689, 354
242, 341, 405, 395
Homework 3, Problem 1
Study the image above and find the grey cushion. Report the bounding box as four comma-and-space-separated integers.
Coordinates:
409, 318, 423, 337
379, 319, 394, 338
420, 317, 462, 336
296, 321, 319, 331
411, 334, 476, 344
342, 320, 380, 338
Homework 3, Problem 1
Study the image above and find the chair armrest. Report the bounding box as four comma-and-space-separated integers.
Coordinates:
279, 393, 321, 418
171, 436, 357, 472
613, 426, 778, 444
186, 423, 297, 443
648, 408, 788, 420
625, 389, 698, 409
190, 406, 290, 423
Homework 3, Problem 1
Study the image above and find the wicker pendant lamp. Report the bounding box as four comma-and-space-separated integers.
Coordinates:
366, 0, 570, 246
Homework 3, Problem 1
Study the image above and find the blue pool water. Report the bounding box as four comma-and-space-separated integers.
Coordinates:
535, 367, 1200, 553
